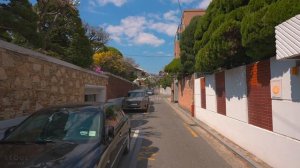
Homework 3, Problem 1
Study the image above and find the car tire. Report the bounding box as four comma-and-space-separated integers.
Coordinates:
123, 133, 130, 155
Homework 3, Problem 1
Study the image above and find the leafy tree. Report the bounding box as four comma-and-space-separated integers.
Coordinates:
196, 20, 249, 72
159, 74, 173, 89
192, 0, 300, 73
164, 58, 183, 75
93, 47, 138, 81
34, 0, 93, 68
0, 0, 41, 47
180, 16, 200, 74
241, 0, 300, 60
84, 23, 110, 53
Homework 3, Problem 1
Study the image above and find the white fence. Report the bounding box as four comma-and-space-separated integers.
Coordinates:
194, 58, 300, 168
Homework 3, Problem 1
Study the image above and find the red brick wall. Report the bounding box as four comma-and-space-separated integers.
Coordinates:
178, 75, 194, 112
215, 72, 226, 115
106, 74, 138, 100
246, 60, 273, 131
201, 78, 206, 109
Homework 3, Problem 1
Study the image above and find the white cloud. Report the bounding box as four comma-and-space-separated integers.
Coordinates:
104, 10, 182, 47
134, 33, 165, 46
149, 22, 178, 36
92, 0, 127, 7
170, 0, 194, 4
198, 0, 212, 9
105, 16, 165, 47
163, 10, 180, 22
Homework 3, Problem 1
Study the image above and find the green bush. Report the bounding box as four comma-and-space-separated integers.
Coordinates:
241, 0, 300, 60
191, 0, 300, 73
164, 58, 183, 74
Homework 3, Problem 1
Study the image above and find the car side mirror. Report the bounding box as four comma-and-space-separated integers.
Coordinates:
104, 126, 114, 143
4, 126, 16, 138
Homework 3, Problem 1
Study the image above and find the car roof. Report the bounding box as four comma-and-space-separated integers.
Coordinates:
35, 104, 105, 113
128, 89, 146, 93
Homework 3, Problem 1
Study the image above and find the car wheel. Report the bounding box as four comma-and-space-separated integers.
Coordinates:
123, 133, 130, 155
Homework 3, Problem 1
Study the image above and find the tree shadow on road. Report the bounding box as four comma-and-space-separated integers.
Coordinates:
136, 138, 159, 168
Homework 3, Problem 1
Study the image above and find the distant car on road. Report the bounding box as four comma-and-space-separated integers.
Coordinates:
0, 104, 131, 168
123, 89, 150, 112
147, 88, 154, 95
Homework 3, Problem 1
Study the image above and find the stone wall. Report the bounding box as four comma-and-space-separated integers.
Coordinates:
0, 40, 108, 120
106, 73, 138, 100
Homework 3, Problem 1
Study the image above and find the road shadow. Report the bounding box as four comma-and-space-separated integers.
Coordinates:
138, 126, 161, 139
117, 137, 159, 168
136, 138, 159, 168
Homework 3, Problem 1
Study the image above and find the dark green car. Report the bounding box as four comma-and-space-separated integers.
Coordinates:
0, 104, 131, 168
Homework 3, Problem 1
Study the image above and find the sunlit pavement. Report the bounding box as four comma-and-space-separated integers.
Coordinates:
117, 95, 251, 168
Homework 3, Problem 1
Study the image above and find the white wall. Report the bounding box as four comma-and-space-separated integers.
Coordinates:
194, 78, 201, 118
160, 87, 172, 96
205, 75, 217, 112
270, 58, 300, 140
84, 85, 106, 103
197, 108, 300, 168
225, 66, 248, 123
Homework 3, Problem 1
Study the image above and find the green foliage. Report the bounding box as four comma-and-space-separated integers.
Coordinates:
159, 74, 173, 89
192, 0, 300, 73
164, 58, 183, 74
35, 0, 93, 68
93, 48, 138, 81
196, 20, 249, 72
0, 0, 41, 47
180, 16, 200, 74
0, 0, 111, 69
241, 0, 300, 60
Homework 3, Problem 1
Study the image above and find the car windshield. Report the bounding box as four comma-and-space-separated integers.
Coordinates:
128, 92, 144, 97
3, 107, 102, 143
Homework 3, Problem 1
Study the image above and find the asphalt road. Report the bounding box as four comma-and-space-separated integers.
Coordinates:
118, 96, 250, 168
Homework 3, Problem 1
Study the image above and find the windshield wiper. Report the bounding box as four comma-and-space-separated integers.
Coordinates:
35, 138, 74, 144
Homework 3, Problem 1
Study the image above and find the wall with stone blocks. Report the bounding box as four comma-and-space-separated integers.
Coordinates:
0, 40, 108, 120
106, 73, 138, 100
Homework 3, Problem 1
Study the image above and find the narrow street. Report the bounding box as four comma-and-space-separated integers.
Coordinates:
118, 96, 251, 168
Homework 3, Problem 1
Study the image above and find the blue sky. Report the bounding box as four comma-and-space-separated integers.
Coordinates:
31, 0, 212, 74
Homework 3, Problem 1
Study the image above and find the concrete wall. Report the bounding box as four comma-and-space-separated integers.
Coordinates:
205, 74, 217, 112
225, 66, 248, 123
194, 57, 300, 167
194, 78, 201, 119
270, 57, 300, 140
196, 108, 300, 168
160, 87, 172, 96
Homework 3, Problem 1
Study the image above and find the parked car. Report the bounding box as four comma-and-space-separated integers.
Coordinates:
146, 88, 154, 95
123, 89, 150, 112
0, 104, 131, 168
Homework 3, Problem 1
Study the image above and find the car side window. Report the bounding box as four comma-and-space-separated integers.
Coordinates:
105, 105, 123, 128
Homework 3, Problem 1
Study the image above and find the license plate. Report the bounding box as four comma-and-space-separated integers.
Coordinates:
131, 103, 138, 106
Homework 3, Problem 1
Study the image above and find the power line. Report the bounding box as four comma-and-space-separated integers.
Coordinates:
123, 54, 173, 58
177, 0, 183, 14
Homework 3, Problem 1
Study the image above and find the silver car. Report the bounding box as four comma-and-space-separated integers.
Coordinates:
122, 89, 150, 112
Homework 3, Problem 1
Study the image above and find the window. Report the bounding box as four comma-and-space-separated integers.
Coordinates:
85, 94, 97, 102
105, 105, 123, 128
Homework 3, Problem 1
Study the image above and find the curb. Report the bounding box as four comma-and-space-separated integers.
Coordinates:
163, 98, 269, 168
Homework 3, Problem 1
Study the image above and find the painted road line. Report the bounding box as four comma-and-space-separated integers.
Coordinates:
128, 129, 143, 168
131, 129, 140, 150
184, 123, 199, 138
